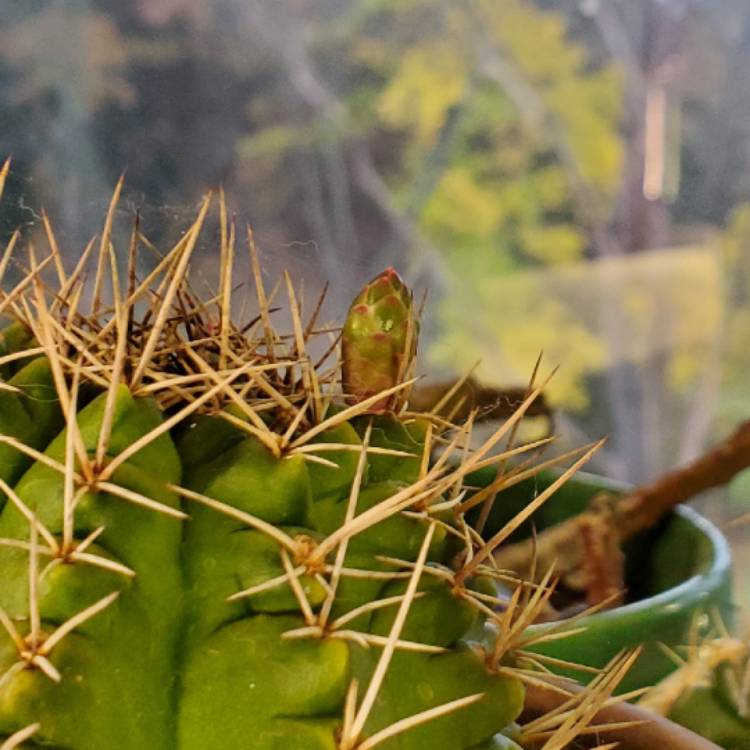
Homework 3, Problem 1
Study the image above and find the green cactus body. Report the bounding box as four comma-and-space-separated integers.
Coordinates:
643, 637, 750, 748
0, 388, 183, 749
0, 348, 524, 749
174, 416, 523, 749
0, 322, 35, 380
0, 192, 604, 749
668, 686, 750, 749
0, 357, 63, 496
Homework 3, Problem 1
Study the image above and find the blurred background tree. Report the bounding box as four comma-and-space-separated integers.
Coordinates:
1, 0, 750, 486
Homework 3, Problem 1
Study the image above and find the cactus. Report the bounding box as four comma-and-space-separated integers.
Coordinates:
0, 168, 627, 750
639, 623, 750, 749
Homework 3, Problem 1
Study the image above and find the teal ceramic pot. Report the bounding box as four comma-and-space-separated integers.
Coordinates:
467, 467, 733, 694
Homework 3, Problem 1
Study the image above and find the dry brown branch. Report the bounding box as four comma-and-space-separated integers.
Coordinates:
579, 499, 625, 608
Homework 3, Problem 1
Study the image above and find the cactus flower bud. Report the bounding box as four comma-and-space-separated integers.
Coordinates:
342, 268, 418, 413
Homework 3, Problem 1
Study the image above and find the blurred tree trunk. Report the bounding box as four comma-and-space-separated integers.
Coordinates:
590, 0, 693, 482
